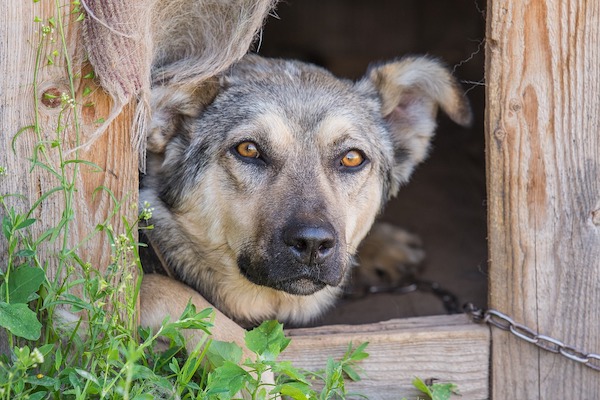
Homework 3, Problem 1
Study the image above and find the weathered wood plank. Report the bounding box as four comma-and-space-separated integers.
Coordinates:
486, 0, 600, 398
283, 315, 490, 399
0, 1, 137, 352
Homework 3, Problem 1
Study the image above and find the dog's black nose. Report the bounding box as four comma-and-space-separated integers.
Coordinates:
283, 224, 336, 265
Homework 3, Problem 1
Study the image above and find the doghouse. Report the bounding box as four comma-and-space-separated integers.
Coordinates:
1, 1, 598, 399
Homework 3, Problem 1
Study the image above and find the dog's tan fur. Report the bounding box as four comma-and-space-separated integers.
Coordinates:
141, 274, 250, 354
139, 54, 471, 351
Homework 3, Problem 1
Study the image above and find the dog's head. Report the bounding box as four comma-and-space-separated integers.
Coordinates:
142, 55, 470, 323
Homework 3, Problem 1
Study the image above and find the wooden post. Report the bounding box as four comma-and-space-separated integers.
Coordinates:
0, 1, 138, 352
486, 0, 600, 398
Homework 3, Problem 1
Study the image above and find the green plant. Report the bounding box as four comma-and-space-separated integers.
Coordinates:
405, 377, 460, 400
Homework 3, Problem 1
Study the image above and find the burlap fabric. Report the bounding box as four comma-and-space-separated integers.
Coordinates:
81, 0, 276, 169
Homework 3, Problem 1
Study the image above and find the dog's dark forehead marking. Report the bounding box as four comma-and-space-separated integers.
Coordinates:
221, 57, 376, 128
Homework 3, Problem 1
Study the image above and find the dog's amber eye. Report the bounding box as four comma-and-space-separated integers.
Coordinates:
341, 150, 364, 168
236, 141, 260, 159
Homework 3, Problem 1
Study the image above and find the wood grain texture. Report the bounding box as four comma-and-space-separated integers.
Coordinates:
486, 0, 600, 398
283, 315, 490, 399
0, 1, 137, 352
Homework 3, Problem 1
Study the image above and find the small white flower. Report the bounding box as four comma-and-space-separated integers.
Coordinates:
139, 201, 154, 221
41, 25, 52, 37
31, 348, 44, 364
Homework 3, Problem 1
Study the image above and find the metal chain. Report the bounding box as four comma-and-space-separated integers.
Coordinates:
347, 274, 600, 372
344, 274, 461, 314
464, 303, 600, 372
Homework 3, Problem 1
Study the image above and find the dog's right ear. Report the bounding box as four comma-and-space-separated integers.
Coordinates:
147, 79, 220, 154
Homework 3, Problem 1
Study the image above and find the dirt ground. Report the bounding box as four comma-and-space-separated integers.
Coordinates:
258, 0, 488, 325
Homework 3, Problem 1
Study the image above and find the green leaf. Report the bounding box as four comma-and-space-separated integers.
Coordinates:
37, 343, 55, 356
244, 320, 291, 360
55, 347, 63, 371
277, 382, 314, 400
169, 357, 180, 374
325, 358, 335, 382
0, 302, 42, 340
26, 392, 48, 400
206, 340, 243, 368
342, 364, 361, 382
15, 217, 36, 230
149, 376, 174, 393
412, 377, 460, 400
132, 395, 154, 400
15, 249, 36, 258
24, 374, 58, 387
2, 215, 12, 240
256, 387, 268, 399
27, 186, 63, 218
12, 125, 36, 154
349, 341, 369, 361
206, 361, 251, 397
75, 368, 100, 390
131, 365, 157, 381
413, 377, 434, 398
58, 293, 94, 312
430, 381, 460, 400
107, 346, 120, 364
35, 227, 56, 245
7, 266, 45, 303
160, 303, 213, 339
271, 360, 308, 383
62, 159, 103, 172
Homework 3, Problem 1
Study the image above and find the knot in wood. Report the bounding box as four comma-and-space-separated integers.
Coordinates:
509, 99, 522, 112
592, 209, 600, 226
41, 87, 64, 108
493, 128, 506, 140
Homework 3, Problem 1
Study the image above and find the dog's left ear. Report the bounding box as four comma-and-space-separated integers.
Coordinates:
358, 56, 472, 197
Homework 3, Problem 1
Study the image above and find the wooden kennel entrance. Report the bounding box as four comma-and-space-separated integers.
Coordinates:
1, 0, 599, 399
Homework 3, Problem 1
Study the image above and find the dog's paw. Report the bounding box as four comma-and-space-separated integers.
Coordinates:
352, 222, 425, 294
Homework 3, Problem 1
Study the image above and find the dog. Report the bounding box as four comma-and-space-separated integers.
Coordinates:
138, 54, 471, 349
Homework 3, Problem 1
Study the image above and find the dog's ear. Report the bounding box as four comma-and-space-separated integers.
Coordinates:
147, 79, 220, 154
359, 57, 472, 197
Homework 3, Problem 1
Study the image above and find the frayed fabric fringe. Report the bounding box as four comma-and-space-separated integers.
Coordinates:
79, 0, 277, 171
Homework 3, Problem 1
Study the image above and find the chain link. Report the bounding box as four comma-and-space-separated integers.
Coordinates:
464, 303, 600, 372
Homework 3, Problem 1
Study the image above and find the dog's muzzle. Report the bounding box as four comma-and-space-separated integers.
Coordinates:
237, 220, 345, 295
